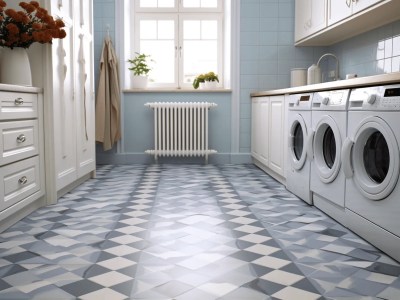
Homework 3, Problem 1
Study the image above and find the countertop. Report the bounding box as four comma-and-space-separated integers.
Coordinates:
251, 72, 400, 97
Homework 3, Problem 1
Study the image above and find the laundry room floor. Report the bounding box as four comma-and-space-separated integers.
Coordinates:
0, 164, 400, 299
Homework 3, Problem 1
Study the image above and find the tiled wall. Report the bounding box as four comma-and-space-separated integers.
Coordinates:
93, 0, 400, 161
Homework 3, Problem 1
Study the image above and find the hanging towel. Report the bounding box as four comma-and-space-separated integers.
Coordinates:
95, 36, 121, 151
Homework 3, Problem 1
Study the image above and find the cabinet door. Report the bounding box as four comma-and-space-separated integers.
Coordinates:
50, 0, 78, 190
328, 0, 352, 26
268, 96, 284, 176
295, 0, 311, 41
258, 99, 269, 166
310, 0, 327, 34
352, 0, 383, 14
251, 98, 259, 158
74, 0, 96, 178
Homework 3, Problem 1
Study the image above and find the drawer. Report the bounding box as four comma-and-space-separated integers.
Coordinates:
0, 120, 39, 166
0, 91, 38, 120
0, 156, 41, 212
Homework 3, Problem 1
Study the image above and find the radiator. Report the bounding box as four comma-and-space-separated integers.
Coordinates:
145, 102, 218, 163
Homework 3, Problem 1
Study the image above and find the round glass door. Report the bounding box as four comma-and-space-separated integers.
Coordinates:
289, 114, 308, 170
352, 116, 399, 200
313, 116, 341, 183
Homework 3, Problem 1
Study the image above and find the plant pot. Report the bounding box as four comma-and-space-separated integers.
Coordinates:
132, 75, 148, 89
198, 82, 205, 89
204, 81, 218, 89
0, 47, 32, 86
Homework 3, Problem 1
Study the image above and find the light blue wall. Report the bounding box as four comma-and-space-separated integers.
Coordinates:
93, 0, 400, 164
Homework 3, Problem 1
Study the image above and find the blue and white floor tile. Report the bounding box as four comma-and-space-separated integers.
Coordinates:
0, 164, 399, 299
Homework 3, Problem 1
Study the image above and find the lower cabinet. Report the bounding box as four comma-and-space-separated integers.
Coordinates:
251, 95, 286, 183
0, 87, 45, 232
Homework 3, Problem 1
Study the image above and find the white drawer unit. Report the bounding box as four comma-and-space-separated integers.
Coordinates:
0, 91, 38, 120
0, 156, 41, 212
0, 120, 39, 166
0, 87, 44, 232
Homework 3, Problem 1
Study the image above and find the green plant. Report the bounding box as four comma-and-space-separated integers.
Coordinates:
128, 53, 153, 76
193, 72, 219, 89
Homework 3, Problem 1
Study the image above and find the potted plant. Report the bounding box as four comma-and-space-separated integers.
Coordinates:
128, 52, 153, 89
193, 72, 219, 89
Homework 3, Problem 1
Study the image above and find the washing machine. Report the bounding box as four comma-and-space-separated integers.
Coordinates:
309, 89, 350, 224
286, 93, 313, 204
343, 84, 400, 262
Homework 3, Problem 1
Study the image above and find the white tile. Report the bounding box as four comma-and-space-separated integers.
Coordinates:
239, 233, 271, 244
198, 282, 237, 297
110, 235, 142, 244
261, 270, 304, 285
80, 288, 127, 300
245, 244, 279, 256
98, 257, 136, 270
104, 245, 139, 256
272, 286, 321, 300
89, 271, 132, 287
230, 217, 257, 225
234, 225, 263, 234
252, 256, 290, 269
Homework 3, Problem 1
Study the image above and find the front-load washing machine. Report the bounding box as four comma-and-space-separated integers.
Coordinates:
342, 84, 400, 262
309, 89, 350, 224
286, 93, 313, 204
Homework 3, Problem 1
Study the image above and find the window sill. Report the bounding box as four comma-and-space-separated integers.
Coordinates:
123, 88, 232, 93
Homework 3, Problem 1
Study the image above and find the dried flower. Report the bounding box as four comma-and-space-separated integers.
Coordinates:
0, 1, 66, 49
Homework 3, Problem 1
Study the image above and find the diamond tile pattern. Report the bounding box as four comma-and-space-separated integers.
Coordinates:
0, 164, 399, 299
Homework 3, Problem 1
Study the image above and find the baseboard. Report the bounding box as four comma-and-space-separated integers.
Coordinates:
96, 153, 252, 165
253, 158, 285, 185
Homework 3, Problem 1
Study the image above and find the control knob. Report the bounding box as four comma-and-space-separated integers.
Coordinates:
367, 94, 376, 105
322, 97, 329, 105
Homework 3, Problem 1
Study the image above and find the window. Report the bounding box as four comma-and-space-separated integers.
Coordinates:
133, 0, 224, 88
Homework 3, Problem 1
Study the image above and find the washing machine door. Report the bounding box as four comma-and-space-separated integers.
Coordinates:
289, 114, 308, 170
351, 116, 400, 200
313, 115, 341, 183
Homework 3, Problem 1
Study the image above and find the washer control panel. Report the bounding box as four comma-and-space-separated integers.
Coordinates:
349, 84, 400, 111
312, 89, 350, 110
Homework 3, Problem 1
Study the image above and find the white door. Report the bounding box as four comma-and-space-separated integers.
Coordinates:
344, 116, 399, 200
288, 114, 308, 171
310, 0, 327, 35
251, 98, 260, 159
295, 0, 311, 41
328, 0, 352, 26
258, 98, 269, 166
268, 96, 284, 176
352, 0, 383, 14
50, 0, 77, 190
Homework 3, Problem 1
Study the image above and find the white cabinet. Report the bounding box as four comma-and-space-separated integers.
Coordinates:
0, 87, 45, 231
328, 0, 382, 26
42, 0, 95, 201
296, 0, 399, 46
251, 95, 285, 183
295, 0, 327, 42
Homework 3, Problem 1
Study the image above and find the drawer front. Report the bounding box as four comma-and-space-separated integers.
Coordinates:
0, 156, 40, 212
0, 120, 39, 166
0, 91, 38, 120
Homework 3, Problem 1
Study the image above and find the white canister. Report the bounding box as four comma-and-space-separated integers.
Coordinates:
307, 64, 321, 85
290, 68, 307, 87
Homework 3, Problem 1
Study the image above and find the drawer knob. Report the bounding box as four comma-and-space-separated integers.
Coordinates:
14, 98, 24, 105
17, 134, 26, 143
18, 176, 28, 185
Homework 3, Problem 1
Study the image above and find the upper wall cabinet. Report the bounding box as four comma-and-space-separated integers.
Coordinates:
295, 0, 327, 42
295, 0, 400, 46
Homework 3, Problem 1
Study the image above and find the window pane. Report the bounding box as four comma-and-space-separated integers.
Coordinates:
158, 0, 175, 8
158, 20, 174, 39
182, 0, 218, 8
140, 0, 157, 8
140, 0, 175, 8
141, 41, 175, 83
183, 40, 218, 83
183, 21, 201, 40
140, 20, 157, 39
183, 0, 200, 8
201, 20, 217, 39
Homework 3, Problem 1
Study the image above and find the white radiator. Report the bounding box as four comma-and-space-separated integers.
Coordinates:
145, 102, 218, 163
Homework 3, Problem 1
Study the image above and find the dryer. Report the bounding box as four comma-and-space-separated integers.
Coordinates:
343, 84, 400, 262
309, 89, 350, 224
286, 93, 313, 204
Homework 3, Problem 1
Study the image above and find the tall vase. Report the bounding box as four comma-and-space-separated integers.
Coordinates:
0, 47, 32, 86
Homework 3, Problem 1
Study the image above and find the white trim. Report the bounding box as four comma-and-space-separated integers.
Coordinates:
116, 0, 125, 153
230, 0, 240, 153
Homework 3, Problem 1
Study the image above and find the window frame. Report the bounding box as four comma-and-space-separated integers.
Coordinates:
132, 0, 224, 89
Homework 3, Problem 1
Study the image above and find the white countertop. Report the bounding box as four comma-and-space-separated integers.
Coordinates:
0, 83, 42, 93
251, 72, 400, 97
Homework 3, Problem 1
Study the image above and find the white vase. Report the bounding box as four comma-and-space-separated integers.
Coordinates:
204, 81, 217, 89
131, 75, 148, 89
0, 47, 32, 86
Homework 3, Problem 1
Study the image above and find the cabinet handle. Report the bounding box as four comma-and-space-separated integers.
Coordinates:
346, 0, 351, 7
14, 98, 24, 105
16, 134, 26, 143
18, 176, 28, 185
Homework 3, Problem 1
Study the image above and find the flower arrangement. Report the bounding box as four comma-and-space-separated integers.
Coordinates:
0, 0, 66, 49
193, 72, 219, 89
